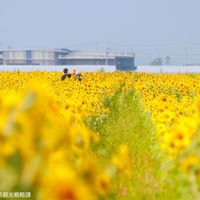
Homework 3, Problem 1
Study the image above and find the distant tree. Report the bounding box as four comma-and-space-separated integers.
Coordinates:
165, 56, 171, 65
150, 57, 162, 66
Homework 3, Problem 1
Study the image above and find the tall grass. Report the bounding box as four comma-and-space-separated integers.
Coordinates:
88, 88, 194, 200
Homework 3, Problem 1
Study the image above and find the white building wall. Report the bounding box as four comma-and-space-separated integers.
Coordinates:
0, 53, 3, 60
32, 51, 43, 60
3, 51, 26, 64
0, 65, 116, 72
31, 51, 55, 65
13, 51, 25, 60
136, 66, 200, 73
48, 52, 55, 60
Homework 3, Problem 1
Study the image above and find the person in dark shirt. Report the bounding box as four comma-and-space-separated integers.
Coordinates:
61, 68, 72, 81
61, 73, 67, 81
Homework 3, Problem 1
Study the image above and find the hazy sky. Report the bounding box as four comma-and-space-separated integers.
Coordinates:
0, 0, 200, 65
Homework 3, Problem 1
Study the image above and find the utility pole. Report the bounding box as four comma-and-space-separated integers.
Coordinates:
106, 48, 109, 65
185, 43, 188, 66
95, 42, 99, 52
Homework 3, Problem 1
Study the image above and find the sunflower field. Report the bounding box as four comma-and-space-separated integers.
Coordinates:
1, 71, 200, 200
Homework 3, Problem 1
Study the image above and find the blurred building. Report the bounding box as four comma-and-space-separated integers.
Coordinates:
0, 49, 135, 71
0, 49, 69, 65
0, 51, 3, 65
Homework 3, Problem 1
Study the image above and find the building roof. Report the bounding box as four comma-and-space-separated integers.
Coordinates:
0, 48, 71, 53
58, 50, 135, 60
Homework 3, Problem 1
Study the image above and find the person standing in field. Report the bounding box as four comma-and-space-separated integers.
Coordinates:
61, 68, 72, 81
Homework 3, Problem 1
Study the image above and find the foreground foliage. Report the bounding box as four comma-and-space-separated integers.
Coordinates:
1, 72, 200, 199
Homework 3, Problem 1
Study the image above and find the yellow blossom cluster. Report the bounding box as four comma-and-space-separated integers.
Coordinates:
3, 71, 200, 196
134, 73, 200, 182
0, 72, 134, 199
0, 72, 135, 117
